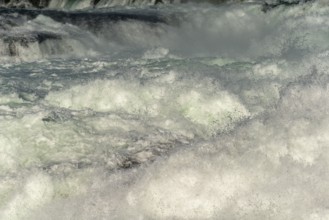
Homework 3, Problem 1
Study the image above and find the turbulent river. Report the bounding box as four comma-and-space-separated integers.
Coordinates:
1, 0, 329, 219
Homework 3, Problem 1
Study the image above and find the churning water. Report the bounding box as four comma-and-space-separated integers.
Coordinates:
1, 0, 329, 219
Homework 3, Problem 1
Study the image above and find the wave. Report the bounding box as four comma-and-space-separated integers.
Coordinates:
1, 0, 329, 219
0, 7, 168, 61
0, 0, 324, 62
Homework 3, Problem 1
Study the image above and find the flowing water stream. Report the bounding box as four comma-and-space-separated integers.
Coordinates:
1, 0, 329, 219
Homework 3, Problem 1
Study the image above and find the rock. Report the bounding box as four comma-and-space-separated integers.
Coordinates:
0, 0, 51, 8
262, 0, 314, 12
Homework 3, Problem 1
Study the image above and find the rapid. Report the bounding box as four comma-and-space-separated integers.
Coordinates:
1, 0, 329, 219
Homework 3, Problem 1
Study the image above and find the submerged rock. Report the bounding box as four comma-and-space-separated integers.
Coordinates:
1, 32, 61, 56
0, 0, 51, 8
262, 0, 314, 12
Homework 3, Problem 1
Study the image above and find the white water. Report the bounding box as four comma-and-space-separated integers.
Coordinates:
1, 1, 329, 219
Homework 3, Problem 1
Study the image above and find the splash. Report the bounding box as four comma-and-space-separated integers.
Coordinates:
1, 0, 329, 219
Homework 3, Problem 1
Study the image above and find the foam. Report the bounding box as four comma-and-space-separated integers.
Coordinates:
126, 153, 251, 219
0, 135, 18, 172
2, 1, 329, 219
25, 62, 329, 220
45, 76, 250, 135
0, 173, 53, 220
